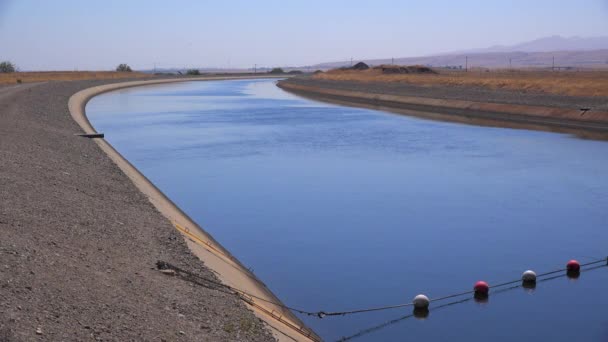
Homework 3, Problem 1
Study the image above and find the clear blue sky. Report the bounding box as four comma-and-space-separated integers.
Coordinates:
1, 0, 607, 70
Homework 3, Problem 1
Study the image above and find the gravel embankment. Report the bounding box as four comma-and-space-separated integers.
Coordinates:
278, 77, 608, 138
282, 76, 608, 110
0, 80, 275, 341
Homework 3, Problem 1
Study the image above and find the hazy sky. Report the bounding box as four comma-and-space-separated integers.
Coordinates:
1, 0, 607, 70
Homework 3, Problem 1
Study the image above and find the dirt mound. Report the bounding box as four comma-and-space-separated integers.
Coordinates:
352, 62, 370, 70
333, 62, 370, 72
376, 64, 436, 74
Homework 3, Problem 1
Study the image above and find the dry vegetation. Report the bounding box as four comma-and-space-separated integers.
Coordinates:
314, 68, 608, 97
0, 71, 151, 85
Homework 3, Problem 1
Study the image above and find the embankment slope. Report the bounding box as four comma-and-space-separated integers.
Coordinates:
278, 77, 608, 138
0, 77, 313, 341
69, 77, 318, 342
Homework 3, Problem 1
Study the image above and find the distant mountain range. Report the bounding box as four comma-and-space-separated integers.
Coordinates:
312, 36, 608, 69
460, 35, 608, 53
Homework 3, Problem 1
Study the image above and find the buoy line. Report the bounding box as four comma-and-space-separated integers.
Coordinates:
338, 263, 608, 342
158, 257, 607, 320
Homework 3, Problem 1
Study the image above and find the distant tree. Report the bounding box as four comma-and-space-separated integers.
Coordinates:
116, 64, 132, 72
269, 67, 285, 74
186, 69, 201, 75
0, 61, 16, 73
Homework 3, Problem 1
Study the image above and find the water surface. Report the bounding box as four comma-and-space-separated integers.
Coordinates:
88, 79, 608, 341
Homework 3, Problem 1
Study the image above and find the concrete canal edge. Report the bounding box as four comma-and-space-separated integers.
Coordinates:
68, 76, 321, 342
277, 80, 608, 138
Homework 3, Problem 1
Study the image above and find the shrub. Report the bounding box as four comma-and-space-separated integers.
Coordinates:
0, 61, 16, 73
186, 69, 201, 75
116, 64, 132, 72
268, 68, 285, 74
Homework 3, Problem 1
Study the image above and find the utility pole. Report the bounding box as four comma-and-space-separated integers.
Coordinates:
465, 56, 468, 72
509, 58, 512, 70
552, 56, 555, 71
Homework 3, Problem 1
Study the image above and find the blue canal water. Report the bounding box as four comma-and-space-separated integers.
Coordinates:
87, 79, 608, 341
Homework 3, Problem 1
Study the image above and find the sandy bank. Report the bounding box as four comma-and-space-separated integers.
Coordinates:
68, 76, 319, 342
278, 77, 608, 139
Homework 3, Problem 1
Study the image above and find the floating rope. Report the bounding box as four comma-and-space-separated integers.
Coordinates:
337, 262, 608, 342
158, 256, 607, 320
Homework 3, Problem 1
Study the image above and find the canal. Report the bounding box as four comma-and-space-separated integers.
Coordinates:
87, 78, 608, 341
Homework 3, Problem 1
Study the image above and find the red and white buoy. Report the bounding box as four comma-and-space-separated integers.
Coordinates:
522, 270, 537, 284
566, 260, 581, 272
412, 294, 430, 310
474, 281, 489, 296
412, 294, 430, 319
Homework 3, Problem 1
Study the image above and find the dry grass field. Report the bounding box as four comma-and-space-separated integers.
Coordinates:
0, 71, 151, 85
314, 68, 608, 97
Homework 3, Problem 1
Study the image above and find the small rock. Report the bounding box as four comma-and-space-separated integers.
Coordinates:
36, 327, 42, 335
178, 331, 185, 335
160, 269, 176, 276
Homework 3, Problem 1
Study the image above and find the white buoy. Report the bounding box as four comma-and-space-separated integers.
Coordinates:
522, 270, 537, 283
413, 294, 430, 309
